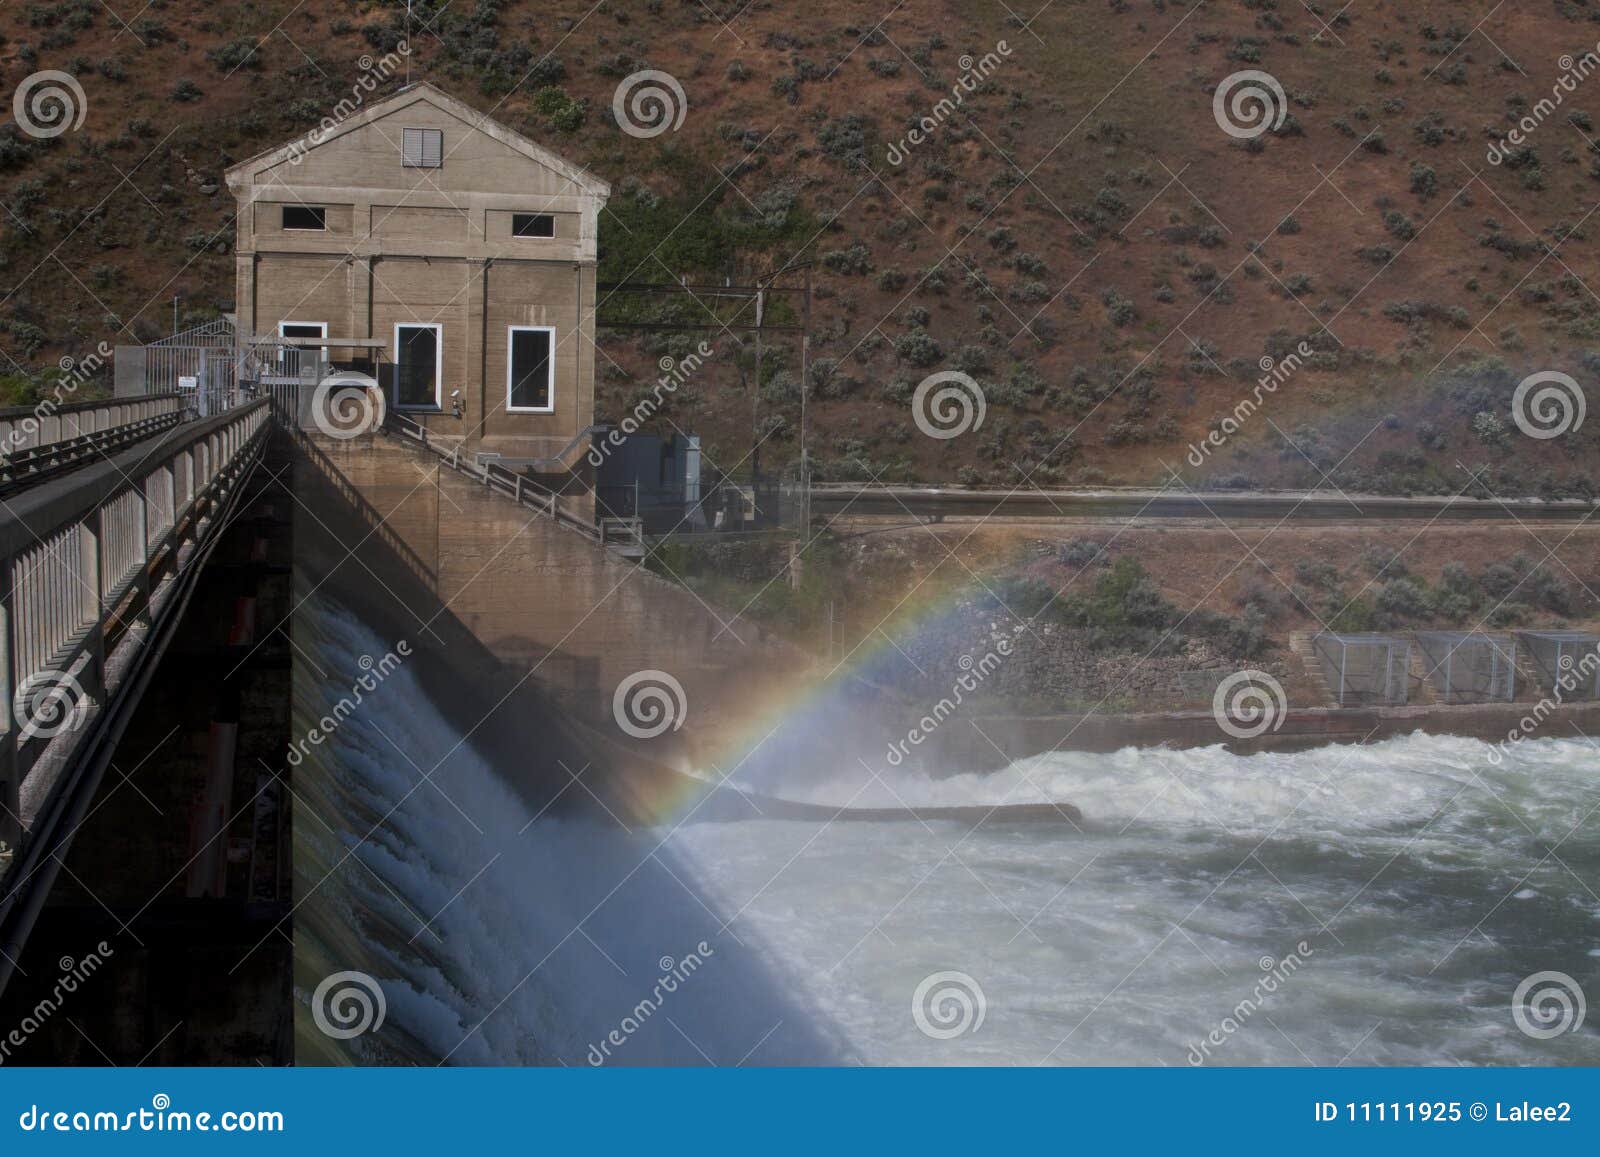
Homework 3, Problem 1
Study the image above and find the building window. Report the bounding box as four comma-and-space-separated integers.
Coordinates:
394, 323, 443, 409
402, 127, 443, 168
506, 326, 554, 413
278, 321, 326, 342
511, 213, 555, 238
282, 205, 326, 230
277, 321, 326, 369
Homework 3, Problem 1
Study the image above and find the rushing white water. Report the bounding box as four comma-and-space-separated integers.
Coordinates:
681, 737, 1600, 1065
294, 599, 843, 1066
298, 598, 1600, 1066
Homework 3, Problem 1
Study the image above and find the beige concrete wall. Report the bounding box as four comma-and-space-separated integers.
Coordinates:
253, 201, 355, 241
302, 432, 797, 754
477, 259, 596, 453
250, 253, 361, 342
244, 255, 596, 458
371, 204, 472, 243
485, 209, 581, 242
257, 99, 587, 198
239, 191, 591, 263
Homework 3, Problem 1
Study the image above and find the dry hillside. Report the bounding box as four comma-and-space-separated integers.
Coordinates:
3, 0, 1600, 496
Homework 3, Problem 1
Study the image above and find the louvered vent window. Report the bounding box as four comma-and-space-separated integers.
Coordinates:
402, 127, 443, 168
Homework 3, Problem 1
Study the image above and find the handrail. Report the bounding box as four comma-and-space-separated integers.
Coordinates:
0, 391, 181, 422
489, 422, 609, 475
0, 400, 271, 874
0, 393, 183, 458
0, 410, 184, 496
381, 409, 643, 550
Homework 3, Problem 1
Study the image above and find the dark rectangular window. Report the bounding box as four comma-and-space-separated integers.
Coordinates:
395, 324, 441, 409
278, 322, 325, 368
281, 204, 326, 230
511, 213, 555, 238
507, 327, 553, 412
402, 127, 443, 168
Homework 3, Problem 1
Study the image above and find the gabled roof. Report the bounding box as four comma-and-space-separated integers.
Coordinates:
224, 82, 610, 198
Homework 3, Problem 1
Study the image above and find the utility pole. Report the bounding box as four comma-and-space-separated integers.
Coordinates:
800, 264, 811, 529
752, 286, 763, 495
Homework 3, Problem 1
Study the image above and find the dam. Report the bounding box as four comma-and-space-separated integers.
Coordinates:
2, 81, 1596, 1072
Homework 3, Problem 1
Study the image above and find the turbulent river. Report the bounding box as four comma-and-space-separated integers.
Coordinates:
294, 597, 1600, 1066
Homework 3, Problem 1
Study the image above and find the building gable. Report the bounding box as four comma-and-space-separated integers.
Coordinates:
226, 84, 609, 200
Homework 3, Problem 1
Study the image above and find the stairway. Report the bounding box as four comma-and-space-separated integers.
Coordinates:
1288, 631, 1340, 707
1511, 639, 1556, 701
1404, 639, 1437, 705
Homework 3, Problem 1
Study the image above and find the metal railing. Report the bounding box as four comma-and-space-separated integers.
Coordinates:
382, 409, 643, 551
240, 341, 320, 386
0, 395, 185, 495
0, 393, 182, 455
0, 400, 271, 875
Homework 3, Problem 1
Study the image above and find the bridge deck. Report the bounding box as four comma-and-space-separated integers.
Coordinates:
0, 401, 271, 995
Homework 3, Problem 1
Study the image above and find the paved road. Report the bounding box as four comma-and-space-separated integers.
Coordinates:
809, 485, 1600, 523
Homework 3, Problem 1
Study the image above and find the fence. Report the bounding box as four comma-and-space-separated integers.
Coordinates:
1518, 631, 1600, 701
237, 340, 323, 387
1414, 631, 1516, 703
1312, 632, 1412, 706
0, 401, 271, 867
116, 334, 327, 418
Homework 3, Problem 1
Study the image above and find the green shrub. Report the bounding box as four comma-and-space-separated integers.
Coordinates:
206, 37, 260, 71
1471, 411, 1507, 447
532, 86, 584, 132
822, 242, 872, 275
893, 329, 942, 367
1059, 538, 1107, 568
1376, 578, 1429, 620
1102, 290, 1136, 327
1383, 210, 1416, 240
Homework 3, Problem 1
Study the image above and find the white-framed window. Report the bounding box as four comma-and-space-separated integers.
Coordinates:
278, 320, 327, 342
277, 320, 326, 370
394, 322, 443, 410
402, 127, 443, 168
506, 326, 555, 413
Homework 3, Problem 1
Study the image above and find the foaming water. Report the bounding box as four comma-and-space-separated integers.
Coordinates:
296, 596, 1598, 1066
735, 734, 1598, 840
677, 734, 1600, 1065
